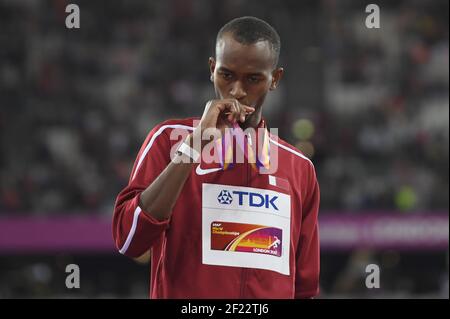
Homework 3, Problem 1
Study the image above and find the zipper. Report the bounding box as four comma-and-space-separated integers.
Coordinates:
239, 133, 251, 298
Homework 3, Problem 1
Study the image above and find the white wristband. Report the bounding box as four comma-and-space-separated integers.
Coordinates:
176, 142, 200, 162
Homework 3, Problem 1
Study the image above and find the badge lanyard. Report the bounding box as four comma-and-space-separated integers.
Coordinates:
215, 122, 270, 172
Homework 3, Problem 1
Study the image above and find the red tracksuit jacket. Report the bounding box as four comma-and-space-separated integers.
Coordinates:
113, 117, 320, 298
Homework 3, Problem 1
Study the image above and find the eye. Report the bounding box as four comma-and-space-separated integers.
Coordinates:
248, 76, 261, 84
220, 72, 233, 80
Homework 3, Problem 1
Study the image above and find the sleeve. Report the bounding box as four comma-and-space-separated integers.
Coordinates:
112, 122, 173, 258
295, 163, 320, 298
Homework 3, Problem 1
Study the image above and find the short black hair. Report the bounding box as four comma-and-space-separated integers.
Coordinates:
216, 16, 281, 66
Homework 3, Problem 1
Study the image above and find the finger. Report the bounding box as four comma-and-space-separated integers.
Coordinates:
216, 101, 236, 123
244, 105, 255, 113
216, 100, 234, 112
234, 101, 244, 123
223, 103, 235, 123
233, 102, 251, 123
223, 99, 237, 123
225, 105, 255, 123
238, 104, 248, 123
238, 108, 245, 123
224, 110, 254, 115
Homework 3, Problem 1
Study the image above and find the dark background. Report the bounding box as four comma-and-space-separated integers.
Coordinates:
0, 0, 448, 298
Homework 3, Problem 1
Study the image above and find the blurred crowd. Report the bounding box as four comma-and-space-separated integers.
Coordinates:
317, 0, 449, 213
0, 0, 448, 215
0, 0, 448, 299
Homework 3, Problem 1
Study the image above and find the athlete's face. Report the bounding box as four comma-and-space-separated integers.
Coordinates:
209, 33, 283, 111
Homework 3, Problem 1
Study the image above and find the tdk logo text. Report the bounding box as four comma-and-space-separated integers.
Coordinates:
217, 190, 279, 211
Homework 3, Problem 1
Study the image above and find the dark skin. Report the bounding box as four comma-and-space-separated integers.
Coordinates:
209, 33, 283, 130
139, 32, 283, 223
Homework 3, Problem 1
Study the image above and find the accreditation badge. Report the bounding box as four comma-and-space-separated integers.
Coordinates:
202, 183, 291, 275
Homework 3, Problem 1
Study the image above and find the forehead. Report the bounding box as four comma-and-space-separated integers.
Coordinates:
215, 34, 274, 73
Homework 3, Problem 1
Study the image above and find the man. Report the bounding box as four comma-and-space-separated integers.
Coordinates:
113, 16, 320, 298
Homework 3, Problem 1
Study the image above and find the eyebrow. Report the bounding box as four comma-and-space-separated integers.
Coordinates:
217, 67, 234, 73
217, 66, 265, 76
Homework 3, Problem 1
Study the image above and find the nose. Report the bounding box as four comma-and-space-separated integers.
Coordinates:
230, 81, 247, 100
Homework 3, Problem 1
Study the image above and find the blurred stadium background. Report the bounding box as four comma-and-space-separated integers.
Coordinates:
0, 0, 448, 298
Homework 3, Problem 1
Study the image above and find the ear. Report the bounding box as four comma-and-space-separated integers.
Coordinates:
209, 57, 216, 82
270, 67, 284, 90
